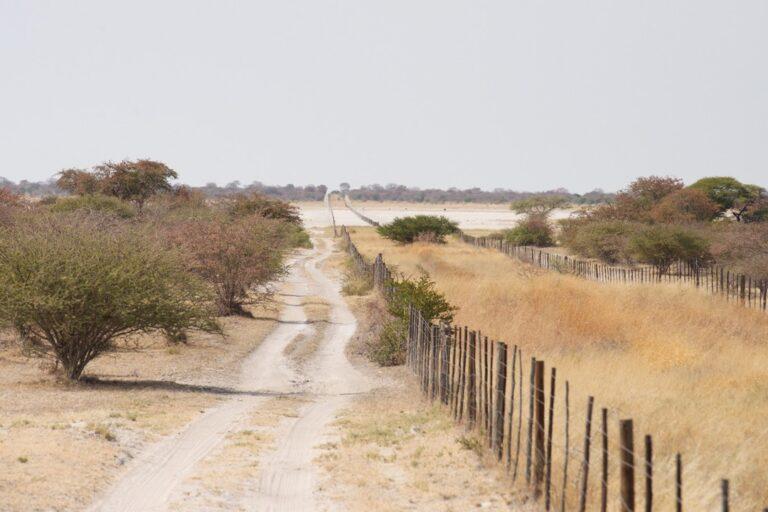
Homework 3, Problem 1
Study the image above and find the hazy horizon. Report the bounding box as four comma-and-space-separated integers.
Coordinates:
2, 1, 767, 194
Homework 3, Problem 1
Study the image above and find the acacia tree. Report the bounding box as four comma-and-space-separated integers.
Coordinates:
95, 160, 177, 211
166, 214, 289, 315
689, 177, 766, 222
0, 213, 219, 380
649, 188, 720, 223
56, 169, 101, 195
630, 225, 711, 276
603, 176, 684, 221
510, 194, 568, 217
226, 193, 302, 224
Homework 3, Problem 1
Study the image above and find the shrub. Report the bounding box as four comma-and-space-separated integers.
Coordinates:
0, 213, 219, 380
227, 193, 302, 225
341, 259, 373, 296
166, 214, 289, 315
629, 225, 711, 275
377, 215, 459, 244
50, 194, 136, 219
560, 220, 637, 264
708, 223, 768, 282
649, 188, 719, 224
590, 176, 683, 222
370, 320, 407, 366
280, 222, 313, 249
387, 271, 456, 324
367, 270, 455, 367
501, 216, 554, 247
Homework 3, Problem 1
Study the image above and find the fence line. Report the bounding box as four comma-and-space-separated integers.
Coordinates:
324, 190, 338, 237
343, 194, 381, 227
337, 201, 766, 312
340, 225, 764, 511
458, 232, 768, 313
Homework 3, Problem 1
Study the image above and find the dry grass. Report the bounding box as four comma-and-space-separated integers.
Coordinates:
0, 303, 280, 511
318, 365, 533, 511
350, 227, 768, 510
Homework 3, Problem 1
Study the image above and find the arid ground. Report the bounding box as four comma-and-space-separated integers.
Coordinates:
0, 207, 533, 511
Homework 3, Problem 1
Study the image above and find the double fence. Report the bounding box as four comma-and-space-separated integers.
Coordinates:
458, 232, 768, 313
340, 225, 765, 511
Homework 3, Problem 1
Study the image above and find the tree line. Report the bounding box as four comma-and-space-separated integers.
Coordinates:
495, 175, 767, 280
0, 175, 614, 204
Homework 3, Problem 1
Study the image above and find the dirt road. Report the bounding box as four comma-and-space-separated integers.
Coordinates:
88, 234, 370, 512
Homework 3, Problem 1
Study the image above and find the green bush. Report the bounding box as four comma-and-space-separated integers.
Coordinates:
377, 215, 459, 244
370, 319, 407, 366
341, 259, 373, 296
227, 193, 302, 225
164, 214, 289, 316
629, 225, 711, 274
0, 213, 219, 380
387, 270, 455, 324
50, 194, 136, 219
367, 270, 455, 367
502, 216, 554, 247
281, 223, 313, 249
560, 220, 638, 264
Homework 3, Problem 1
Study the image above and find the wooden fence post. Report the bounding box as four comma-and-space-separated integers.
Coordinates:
578, 396, 595, 512
560, 380, 570, 512
494, 342, 507, 461
545, 367, 557, 510
513, 348, 524, 481
676, 454, 682, 512
526, 357, 536, 484
533, 360, 546, 499
506, 345, 518, 468
620, 419, 635, 512
644, 435, 652, 512
721, 479, 729, 512
467, 332, 477, 429
600, 408, 608, 512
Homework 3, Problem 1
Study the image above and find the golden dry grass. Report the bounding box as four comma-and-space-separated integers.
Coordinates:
319, 277, 532, 511
349, 226, 768, 510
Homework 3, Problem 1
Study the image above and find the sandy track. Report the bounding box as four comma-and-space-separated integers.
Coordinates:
254, 236, 370, 511
89, 235, 369, 511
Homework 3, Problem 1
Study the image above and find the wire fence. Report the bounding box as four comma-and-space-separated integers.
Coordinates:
343, 194, 381, 227
338, 200, 767, 312
340, 225, 767, 511
458, 232, 768, 313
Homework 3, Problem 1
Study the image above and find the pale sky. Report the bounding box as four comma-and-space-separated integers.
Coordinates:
1, 1, 766, 192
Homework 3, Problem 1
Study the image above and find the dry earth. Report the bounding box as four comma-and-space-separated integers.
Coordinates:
0, 301, 279, 511
0, 225, 530, 511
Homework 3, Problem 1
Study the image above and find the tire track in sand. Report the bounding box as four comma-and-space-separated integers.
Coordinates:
89, 234, 368, 511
